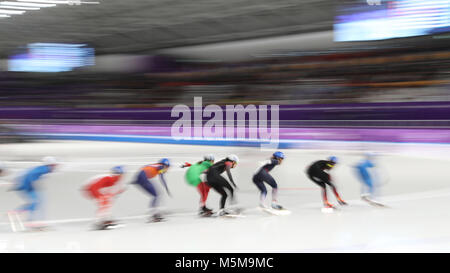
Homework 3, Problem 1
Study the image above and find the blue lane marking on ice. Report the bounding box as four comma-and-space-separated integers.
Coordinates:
32, 133, 298, 149
25, 132, 450, 148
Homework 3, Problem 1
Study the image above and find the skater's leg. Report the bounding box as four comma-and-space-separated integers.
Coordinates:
253, 175, 267, 207
96, 194, 113, 221
143, 181, 163, 220
324, 180, 346, 205
197, 182, 211, 208
144, 181, 159, 208
321, 185, 333, 208
136, 172, 161, 218
216, 186, 228, 209
364, 176, 375, 198
20, 190, 40, 223
308, 172, 333, 207
208, 172, 231, 210
222, 179, 235, 205
357, 169, 373, 198
197, 182, 213, 215
203, 182, 211, 202
262, 173, 279, 205
358, 173, 384, 205
209, 180, 228, 209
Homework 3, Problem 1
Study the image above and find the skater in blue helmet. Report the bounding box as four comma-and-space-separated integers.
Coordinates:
253, 151, 285, 210
355, 152, 385, 207
133, 158, 171, 222
306, 156, 347, 209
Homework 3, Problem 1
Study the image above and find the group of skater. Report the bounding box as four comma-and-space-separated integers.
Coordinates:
4, 150, 383, 231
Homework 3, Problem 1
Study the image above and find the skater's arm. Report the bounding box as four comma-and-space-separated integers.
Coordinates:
159, 173, 172, 197
112, 178, 127, 196
180, 162, 191, 168
225, 164, 237, 188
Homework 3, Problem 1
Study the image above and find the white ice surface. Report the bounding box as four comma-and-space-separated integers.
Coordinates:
0, 140, 449, 253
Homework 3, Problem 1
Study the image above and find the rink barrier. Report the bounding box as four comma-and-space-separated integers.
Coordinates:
13, 123, 450, 145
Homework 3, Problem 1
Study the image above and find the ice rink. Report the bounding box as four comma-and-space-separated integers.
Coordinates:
1, 140, 450, 253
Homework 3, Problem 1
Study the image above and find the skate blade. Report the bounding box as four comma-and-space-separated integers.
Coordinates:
105, 224, 124, 230
321, 207, 336, 213
363, 198, 388, 208
262, 208, 291, 216
26, 226, 50, 232
148, 219, 165, 223
222, 214, 245, 218
369, 202, 389, 208
199, 213, 214, 218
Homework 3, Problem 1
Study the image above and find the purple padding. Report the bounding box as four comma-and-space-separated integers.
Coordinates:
14, 124, 450, 144
1, 101, 450, 121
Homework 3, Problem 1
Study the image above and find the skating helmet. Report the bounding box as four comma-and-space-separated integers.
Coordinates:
42, 156, 57, 165
111, 166, 124, 175
227, 154, 239, 163
203, 154, 215, 161
273, 151, 285, 159
159, 158, 170, 167
328, 156, 338, 164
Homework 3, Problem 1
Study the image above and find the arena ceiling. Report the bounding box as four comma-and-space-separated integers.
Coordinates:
0, 0, 334, 58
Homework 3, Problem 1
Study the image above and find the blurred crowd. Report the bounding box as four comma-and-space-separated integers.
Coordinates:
0, 45, 449, 108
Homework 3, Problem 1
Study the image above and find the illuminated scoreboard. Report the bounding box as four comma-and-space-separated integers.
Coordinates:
334, 0, 450, 42
8, 43, 95, 72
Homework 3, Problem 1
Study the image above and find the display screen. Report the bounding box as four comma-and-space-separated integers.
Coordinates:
334, 0, 450, 42
8, 43, 95, 72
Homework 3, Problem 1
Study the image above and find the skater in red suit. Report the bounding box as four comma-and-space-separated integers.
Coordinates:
83, 166, 126, 230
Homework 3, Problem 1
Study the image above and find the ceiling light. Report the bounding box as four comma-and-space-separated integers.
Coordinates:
0, 5, 39, 10
0, 1, 55, 7
18, 0, 66, 3
0, 8, 26, 14
17, 0, 99, 4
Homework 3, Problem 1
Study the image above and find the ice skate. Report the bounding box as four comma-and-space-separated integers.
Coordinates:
321, 201, 337, 213
28, 226, 49, 232
105, 221, 124, 230
199, 206, 213, 214
370, 200, 386, 207
25, 222, 50, 232
271, 202, 284, 210
217, 208, 245, 218
324, 201, 336, 208
96, 220, 123, 230
94, 221, 110, 230
148, 213, 165, 223
259, 203, 271, 212
361, 195, 371, 203
200, 210, 214, 217
199, 206, 214, 217
337, 199, 348, 206
94, 222, 108, 230
362, 195, 386, 207
217, 208, 230, 217
259, 203, 291, 216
